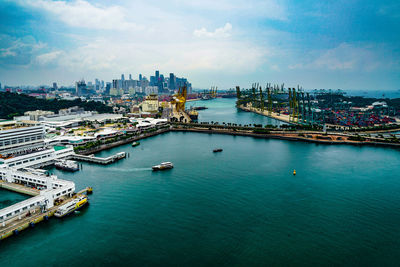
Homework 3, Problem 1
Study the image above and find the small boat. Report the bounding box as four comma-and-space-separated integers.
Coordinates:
54, 195, 88, 218
194, 106, 208, 110
152, 162, 173, 171
213, 148, 223, 153
55, 160, 79, 172
293, 169, 296, 176
132, 141, 140, 147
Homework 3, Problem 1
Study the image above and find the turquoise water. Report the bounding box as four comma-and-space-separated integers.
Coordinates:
0, 190, 29, 209
1, 100, 400, 265
188, 98, 286, 126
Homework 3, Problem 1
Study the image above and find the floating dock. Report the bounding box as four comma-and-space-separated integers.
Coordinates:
72, 152, 126, 165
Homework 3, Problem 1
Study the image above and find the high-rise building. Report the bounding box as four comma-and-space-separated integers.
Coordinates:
155, 70, 160, 81
75, 80, 87, 96
121, 74, 125, 81
112, 79, 119, 90
95, 79, 100, 91
105, 82, 111, 95
150, 76, 156, 86
52, 82, 58, 91
139, 74, 142, 81
129, 74, 132, 80
169, 73, 175, 90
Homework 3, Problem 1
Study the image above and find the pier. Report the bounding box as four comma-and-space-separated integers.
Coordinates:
0, 180, 39, 196
0, 192, 89, 241
72, 152, 126, 165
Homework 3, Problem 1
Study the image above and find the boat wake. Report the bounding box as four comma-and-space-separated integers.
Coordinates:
107, 167, 152, 172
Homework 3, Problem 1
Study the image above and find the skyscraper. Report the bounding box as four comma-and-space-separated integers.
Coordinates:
112, 79, 119, 89
75, 80, 87, 96
139, 74, 142, 81
129, 74, 132, 80
121, 74, 125, 81
169, 73, 175, 90
52, 82, 58, 91
105, 82, 111, 95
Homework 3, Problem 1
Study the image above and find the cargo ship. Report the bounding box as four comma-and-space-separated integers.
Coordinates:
54, 195, 88, 218
152, 162, 174, 171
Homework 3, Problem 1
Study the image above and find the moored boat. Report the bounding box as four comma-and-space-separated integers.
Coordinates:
55, 160, 79, 172
54, 195, 88, 218
152, 162, 174, 171
213, 148, 223, 152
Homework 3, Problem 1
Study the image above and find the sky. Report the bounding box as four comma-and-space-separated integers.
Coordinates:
0, 0, 399, 90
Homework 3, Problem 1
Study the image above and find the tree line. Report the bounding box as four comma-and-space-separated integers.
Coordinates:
0, 92, 113, 119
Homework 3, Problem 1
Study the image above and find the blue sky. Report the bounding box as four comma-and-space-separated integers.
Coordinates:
0, 0, 399, 90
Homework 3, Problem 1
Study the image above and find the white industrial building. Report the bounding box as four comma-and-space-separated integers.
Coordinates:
0, 146, 75, 169
0, 124, 46, 155
0, 167, 75, 225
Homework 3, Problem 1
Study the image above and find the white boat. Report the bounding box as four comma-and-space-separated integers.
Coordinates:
55, 160, 79, 172
54, 196, 88, 218
152, 162, 173, 171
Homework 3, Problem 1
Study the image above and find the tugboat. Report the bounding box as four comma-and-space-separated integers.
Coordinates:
55, 160, 79, 172
54, 195, 88, 218
213, 148, 223, 153
152, 162, 174, 171
132, 141, 140, 147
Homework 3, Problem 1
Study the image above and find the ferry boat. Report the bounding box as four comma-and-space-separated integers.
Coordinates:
55, 160, 79, 172
54, 196, 88, 218
152, 162, 174, 171
213, 148, 223, 152
132, 141, 140, 147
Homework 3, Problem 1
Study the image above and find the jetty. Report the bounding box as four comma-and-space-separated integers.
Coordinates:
72, 152, 126, 165
0, 180, 39, 196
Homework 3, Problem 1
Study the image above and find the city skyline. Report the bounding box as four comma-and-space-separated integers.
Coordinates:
0, 0, 399, 90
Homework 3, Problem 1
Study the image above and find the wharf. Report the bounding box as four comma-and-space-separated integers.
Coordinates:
0, 180, 39, 196
72, 152, 126, 165
0, 194, 86, 241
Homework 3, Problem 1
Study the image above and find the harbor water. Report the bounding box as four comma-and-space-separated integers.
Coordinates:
188, 98, 287, 126
1, 99, 400, 265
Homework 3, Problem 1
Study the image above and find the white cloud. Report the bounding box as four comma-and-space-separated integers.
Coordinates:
288, 43, 396, 72
32, 35, 268, 82
0, 35, 46, 65
174, 0, 287, 21
193, 23, 232, 38
23, 0, 143, 31
36, 51, 64, 65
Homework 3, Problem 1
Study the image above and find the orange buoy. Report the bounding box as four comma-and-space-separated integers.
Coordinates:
293, 170, 296, 175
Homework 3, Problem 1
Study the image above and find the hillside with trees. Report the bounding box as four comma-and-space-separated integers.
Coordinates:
0, 92, 112, 119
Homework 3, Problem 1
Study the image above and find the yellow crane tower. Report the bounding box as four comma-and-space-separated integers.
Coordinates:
171, 86, 187, 112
